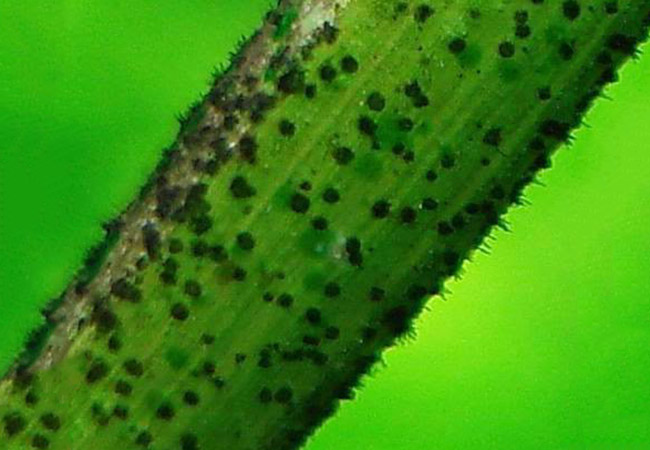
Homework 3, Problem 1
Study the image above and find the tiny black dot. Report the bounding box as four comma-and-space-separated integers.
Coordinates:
180, 433, 198, 450
305, 308, 322, 325
366, 92, 386, 111
358, 116, 378, 136
305, 84, 317, 98
319, 64, 337, 82
325, 326, 340, 340
482, 128, 502, 147
562, 1, 581, 20
437, 221, 454, 236
259, 388, 273, 403
341, 55, 359, 73
312, 216, 329, 230
115, 380, 132, 396
113, 405, 129, 420
236, 232, 256, 251
31, 434, 49, 449
323, 188, 340, 204
171, 303, 189, 321
300, 181, 312, 191
233, 266, 247, 281
123, 359, 144, 377
515, 24, 531, 39
398, 117, 414, 132
168, 238, 183, 254
392, 142, 405, 155
230, 176, 256, 199
275, 387, 293, 404
332, 146, 354, 165
414, 4, 434, 23
371, 200, 391, 218
421, 197, 438, 210
279, 119, 296, 137
201, 333, 215, 344
290, 193, 310, 213
135, 431, 152, 447
400, 206, 417, 224
559, 41, 574, 60
537, 86, 552, 100
40, 413, 61, 431
498, 41, 515, 58
448, 37, 466, 54
191, 240, 209, 257
278, 293, 294, 308
604, 1, 618, 14
369, 286, 385, 302
184, 280, 202, 298
440, 154, 455, 169
156, 402, 175, 420
183, 390, 200, 406
324, 282, 341, 298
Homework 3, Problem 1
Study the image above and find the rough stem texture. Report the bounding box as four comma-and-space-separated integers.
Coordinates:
1, 0, 649, 449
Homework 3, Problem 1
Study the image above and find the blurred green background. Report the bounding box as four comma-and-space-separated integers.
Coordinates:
1, 2, 649, 449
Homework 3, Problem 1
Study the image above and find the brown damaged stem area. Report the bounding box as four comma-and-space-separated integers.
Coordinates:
4, 0, 338, 378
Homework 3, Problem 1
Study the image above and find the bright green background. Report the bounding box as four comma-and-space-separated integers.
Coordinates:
1, 2, 649, 449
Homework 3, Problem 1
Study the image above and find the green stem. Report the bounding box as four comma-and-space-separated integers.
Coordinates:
1, 1, 649, 449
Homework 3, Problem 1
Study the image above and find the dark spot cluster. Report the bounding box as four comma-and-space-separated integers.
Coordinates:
3, 412, 26, 436
414, 4, 434, 23
358, 115, 378, 137
86, 359, 110, 384
514, 9, 531, 39
277, 67, 305, 94
142, 223, 161, 260
110, 278, 141, 302
345, 237, 363, 267
160, 257, 179, 285
404, 80, 430, 107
